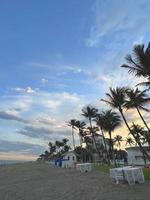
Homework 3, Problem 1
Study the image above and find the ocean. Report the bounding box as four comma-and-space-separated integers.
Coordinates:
0, 160, 27, 165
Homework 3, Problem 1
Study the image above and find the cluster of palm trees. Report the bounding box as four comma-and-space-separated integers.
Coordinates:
68, 42, 150, 165
39, 138, 71, 160
68, 106, 123, 164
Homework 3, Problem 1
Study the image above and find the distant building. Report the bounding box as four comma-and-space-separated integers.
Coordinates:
61, 151, 77, 168
87, 134, 109, 162
126, 146, 150, 166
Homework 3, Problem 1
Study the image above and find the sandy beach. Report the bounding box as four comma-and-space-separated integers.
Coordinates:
0, 162, 149, 200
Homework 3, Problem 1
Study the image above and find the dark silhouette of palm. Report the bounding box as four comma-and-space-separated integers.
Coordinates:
114, 135, 123, 150
100, 110, 121, 159
101, 87, 129, 131
125, 137, 135, 146
121, 43, 150, 88
130, 123, 149, 165
67, 119, 77, 150
81, 106, 98, 125
81, 106, 101, 158
125, 88, 150, 131
102, 87, 150, 161
75, 120, 86, 146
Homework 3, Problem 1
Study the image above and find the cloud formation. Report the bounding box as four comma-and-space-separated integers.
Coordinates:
0, 111, 28, 123
0, 140, 46, 158
87, 0, 150, 47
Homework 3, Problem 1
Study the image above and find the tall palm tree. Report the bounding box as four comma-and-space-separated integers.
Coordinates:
81, 106, 101, 158
114, 135, 123, 150
75, 120, 86, 146
101, 87, 130, 132
100, 110, 122, 159
125, 88, 150, 131
101, 87, 150, 160
130, 124, 148, 165
121, 43, 150, 89
67, 119, 77, 150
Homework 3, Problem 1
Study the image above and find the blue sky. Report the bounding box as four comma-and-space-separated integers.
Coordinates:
0, 0, 150, 160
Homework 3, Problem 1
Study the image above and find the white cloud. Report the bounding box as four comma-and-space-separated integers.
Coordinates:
14, 86, 37, 94
41, 78, 49, 85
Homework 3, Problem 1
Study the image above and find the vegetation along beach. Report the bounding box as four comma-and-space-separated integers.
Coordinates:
1, 0, 150, 200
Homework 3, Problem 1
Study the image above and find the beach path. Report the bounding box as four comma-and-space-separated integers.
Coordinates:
0, 162, 149, 200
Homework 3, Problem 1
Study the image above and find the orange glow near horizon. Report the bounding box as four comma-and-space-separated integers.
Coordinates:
0, 152, 38, 161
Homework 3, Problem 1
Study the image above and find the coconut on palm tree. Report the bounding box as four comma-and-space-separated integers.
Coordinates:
67, 119, 77, 150
121, 43, 150, 89
125, 88, 150, 131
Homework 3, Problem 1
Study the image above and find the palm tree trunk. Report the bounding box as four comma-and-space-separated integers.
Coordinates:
89, 118, 101, 160
100, 127, 110, 164
119, 108, 150, 161
72, 127, 75, 150
136, 107, 150, 132
108, 131, 112, 159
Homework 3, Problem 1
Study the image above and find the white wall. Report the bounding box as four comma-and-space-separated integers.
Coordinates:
126, 147, 150, 166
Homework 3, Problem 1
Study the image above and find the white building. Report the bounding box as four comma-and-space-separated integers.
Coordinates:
126, 146, 150, 166
88, 134, 109, 162
61, 151, 77, 168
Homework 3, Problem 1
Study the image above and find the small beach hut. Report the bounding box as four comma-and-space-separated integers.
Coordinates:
61, 151, 77, 168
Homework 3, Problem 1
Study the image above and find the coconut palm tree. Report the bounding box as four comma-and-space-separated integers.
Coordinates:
125, 88, 150, 131
101, 87, 150, 160
125, 137, 135, 146
114, 135, 123, 150
75, 120, 86, 146
130, 123, 148, 165
100, 110, 122, 159
121, 43, 150, 89
81, 106, 101, 158
101, 87, 130, 132
67, 119, 77, 150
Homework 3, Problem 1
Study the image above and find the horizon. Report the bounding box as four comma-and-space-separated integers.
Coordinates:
0, 0, 150, 161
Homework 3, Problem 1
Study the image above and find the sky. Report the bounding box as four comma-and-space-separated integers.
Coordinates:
0, 0, 150, 160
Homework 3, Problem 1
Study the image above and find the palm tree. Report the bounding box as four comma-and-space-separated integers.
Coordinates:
100, 110, 122, 159
101, 87, 130, 132
141, 131, 150, 147
121, 43, 150, 89
130, 124, 148, 165
114, 135, 123, 150
126, 137, 135, 146
75, 120, 86, 146
101, 87, 150, 160
125, 88, 150, 131
81, 106, 101, 158
67, 119, 77, 150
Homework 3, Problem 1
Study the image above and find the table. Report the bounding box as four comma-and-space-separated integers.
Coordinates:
110, 166, 145, 185
76, 163, 92, 172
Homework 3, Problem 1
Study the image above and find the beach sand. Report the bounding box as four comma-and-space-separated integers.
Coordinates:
0, 162, 149, 200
